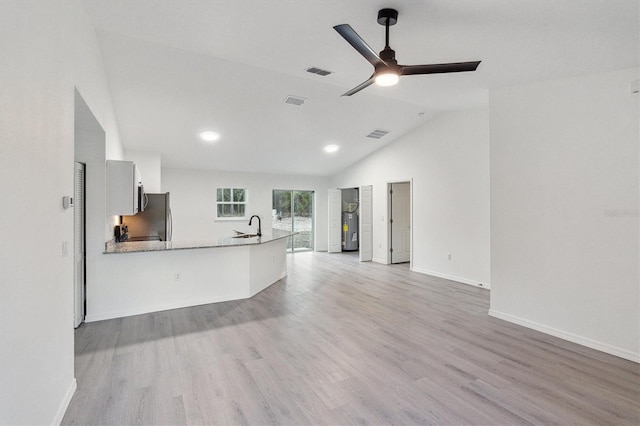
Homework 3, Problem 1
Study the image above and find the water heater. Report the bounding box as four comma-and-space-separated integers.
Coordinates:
342, 212, 358, 251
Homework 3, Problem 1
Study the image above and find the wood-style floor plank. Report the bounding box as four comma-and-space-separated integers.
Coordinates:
63, 252, 640, 425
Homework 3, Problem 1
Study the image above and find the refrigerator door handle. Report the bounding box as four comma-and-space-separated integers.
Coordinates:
168, 207, 173, 241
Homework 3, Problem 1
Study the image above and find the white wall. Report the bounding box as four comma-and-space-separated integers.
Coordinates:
0, 1, 124, 424
125, 150, 162, 193
162, 168, 330, 251
489, 68, 639, 361
331, 109, 490, 287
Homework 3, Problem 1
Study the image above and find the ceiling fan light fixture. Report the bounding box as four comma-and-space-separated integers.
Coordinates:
374, 70, 399, 87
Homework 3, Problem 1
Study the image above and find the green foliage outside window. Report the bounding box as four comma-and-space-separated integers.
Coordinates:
216, 187, 247, 219
272, 190, 312, 218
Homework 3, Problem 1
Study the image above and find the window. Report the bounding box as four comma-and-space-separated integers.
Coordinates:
216, 187, 247, 220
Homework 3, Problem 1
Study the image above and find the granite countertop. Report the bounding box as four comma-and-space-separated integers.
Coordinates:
104, 230, 295, 254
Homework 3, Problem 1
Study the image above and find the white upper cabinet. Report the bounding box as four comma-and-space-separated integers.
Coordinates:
106, 160, 143, 216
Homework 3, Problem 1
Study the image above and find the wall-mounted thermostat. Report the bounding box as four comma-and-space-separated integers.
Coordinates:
62, 196, 73, 209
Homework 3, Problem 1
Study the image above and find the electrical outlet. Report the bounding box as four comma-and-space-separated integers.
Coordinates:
447, 253, 452, 261
174, 273, 181, 281
62, 241, 68, 257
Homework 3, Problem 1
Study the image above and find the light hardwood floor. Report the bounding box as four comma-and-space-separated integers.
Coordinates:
63, 252, 640, 425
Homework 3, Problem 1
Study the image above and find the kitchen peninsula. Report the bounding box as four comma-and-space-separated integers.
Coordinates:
87, 231, 294, 322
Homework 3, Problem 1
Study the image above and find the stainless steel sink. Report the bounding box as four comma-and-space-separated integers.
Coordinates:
232, 233, 258, 239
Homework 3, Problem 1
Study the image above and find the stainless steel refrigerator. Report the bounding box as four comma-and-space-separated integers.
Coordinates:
123, 192, 172, 241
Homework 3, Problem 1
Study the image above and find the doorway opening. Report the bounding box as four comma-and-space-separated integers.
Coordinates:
327, 186, 373, 261
388, 181, 411, 264
341, 188, 359, 252
272, 189, 314, 252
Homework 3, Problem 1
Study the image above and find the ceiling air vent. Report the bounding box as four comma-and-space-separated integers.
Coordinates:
366, 129, 390, 139
306, 67, 333, 77
283, 95, 307, 106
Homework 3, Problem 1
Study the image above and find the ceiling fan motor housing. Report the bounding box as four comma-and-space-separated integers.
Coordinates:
379, 47, 397, 63
377, 47, 399, 75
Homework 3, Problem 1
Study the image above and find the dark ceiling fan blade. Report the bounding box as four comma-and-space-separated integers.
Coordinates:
400, 61, 481, 76
341, 75, 375, 96
334, 24, 386, 67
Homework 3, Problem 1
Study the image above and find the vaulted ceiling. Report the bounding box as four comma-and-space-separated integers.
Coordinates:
81, 0, 639, 176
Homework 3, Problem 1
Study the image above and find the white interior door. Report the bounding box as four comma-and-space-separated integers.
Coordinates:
359, 185, 373, 262
328, 188, 342, 253
74, 162, 86, 327
390, 182, 411, 264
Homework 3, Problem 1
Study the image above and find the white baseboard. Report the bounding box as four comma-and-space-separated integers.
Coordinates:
249, 272, 288, 297
411, 267, 490, 290
86, 272, 290, 322
53, 378, 76, 425
85, 294, 247, 322
489, 309, 640, 363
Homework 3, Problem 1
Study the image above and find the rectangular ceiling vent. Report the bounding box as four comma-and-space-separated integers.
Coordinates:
283, 95, 307, 106
366, 129, 390, 139
306, 67, 333, 77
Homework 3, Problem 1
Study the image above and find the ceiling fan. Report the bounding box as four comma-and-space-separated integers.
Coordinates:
334, 8, 481, 96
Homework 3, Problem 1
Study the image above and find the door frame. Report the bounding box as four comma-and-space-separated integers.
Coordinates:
387, 179, 413, 266
358, 185, 373, 262
327, 188, 342, 253
74, 162, 86, 327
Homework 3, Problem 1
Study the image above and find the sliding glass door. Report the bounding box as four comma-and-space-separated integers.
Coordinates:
272, 190, 314, 252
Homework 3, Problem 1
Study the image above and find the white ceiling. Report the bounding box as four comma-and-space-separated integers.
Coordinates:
81, 0, 639, 176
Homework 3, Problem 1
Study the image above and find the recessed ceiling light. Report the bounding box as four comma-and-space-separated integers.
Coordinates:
324, 144, 340, 153
200, 131, 220, 142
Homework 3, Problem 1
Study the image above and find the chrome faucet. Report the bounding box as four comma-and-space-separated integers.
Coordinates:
248, 215, 261, 237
